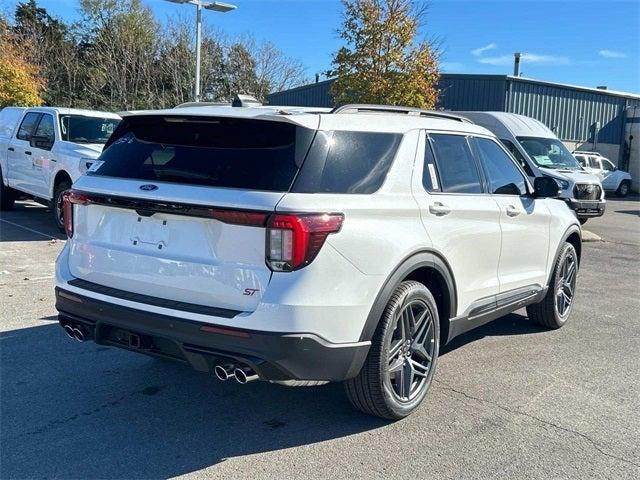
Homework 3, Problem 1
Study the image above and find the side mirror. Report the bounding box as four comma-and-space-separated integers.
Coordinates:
30, 135, 54, 151
533, 176, 561, 198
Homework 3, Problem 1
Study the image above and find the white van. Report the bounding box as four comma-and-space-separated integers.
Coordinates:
457, 112, 605, 224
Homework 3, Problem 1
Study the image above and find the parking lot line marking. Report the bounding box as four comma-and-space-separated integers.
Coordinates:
0, 219, 59, 240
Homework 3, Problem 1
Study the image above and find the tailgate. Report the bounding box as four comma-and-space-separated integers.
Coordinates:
67, 177, 283, 313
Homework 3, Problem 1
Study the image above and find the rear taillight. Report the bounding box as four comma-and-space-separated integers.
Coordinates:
62, 190, 93, 238
266, 213, 343, 271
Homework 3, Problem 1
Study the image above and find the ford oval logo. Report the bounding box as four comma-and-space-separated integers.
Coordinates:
139, 184, 158, 191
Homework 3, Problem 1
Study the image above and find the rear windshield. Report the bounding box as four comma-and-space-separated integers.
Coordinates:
91, 115, 402, 193
92, 116, 308, 192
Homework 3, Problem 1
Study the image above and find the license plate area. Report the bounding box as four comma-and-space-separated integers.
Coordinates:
131, 215, 170, 250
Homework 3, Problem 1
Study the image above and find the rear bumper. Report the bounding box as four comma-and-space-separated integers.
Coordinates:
566, 199, 605, 218
55, 288, 370, 382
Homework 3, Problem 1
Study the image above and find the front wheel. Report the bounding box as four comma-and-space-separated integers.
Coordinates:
526, 242, 578, 329
345, 281, 440, 420
616, 180, 630, 198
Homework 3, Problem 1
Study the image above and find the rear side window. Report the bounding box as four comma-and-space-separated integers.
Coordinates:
473, 137, 527, 196
93, 116, 311, 192
16, 112, 41, 141
293, 131, 402, 194
429, 134, 483, 194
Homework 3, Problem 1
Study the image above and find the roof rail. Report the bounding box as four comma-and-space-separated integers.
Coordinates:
331, 104, 472, 122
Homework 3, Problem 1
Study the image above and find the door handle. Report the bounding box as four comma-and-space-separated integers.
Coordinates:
7, 147, 14, 152
429, 202, 451, 216
505, 205, 521, 217
25, 151, 32, 155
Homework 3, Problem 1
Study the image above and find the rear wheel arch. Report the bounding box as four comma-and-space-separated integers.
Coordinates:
359, 250, 457, 346
546, 226, 581, 287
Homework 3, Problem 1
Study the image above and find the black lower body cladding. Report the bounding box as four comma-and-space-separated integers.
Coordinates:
55, 287, 370, 382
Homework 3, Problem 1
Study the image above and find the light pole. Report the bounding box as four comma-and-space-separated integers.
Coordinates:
164, 0, 237, 102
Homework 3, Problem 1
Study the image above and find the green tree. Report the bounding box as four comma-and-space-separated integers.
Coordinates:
329, 0, 439, 108
80, 0, 159, 110
13, 0, 79, 106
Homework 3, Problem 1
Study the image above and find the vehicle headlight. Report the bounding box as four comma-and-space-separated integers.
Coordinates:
558, 180, 570, 190
79, 158, 95, 174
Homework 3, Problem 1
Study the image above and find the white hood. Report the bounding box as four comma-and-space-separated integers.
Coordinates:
539, 167, 602, 186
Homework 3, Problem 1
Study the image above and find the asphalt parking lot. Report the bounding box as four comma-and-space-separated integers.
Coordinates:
1, 197, 639, 479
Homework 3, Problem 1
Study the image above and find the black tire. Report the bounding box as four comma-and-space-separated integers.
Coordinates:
616, 180, 630, 198
0, 168, 16, 211
526, 242, 578, 329
52, 179, 71, 232
345, 281, 440, 420
578, 218, 588, 225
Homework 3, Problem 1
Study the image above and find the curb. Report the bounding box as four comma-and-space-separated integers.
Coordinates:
582, 230, 602, 242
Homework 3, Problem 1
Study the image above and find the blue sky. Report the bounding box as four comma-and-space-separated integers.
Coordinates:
4, 0, 639, 93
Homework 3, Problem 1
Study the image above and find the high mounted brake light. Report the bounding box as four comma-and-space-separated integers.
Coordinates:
266, 213, 344, 272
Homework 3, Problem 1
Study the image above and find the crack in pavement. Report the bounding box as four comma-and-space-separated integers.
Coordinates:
433, 379, 640, 470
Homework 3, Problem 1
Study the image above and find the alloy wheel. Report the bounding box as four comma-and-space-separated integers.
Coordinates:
385, 299, 435, 402
555, 252, 577, 318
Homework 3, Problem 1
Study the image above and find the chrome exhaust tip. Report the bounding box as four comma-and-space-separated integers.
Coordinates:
72, 327, 86, 342
234, 367, 259, 384
214, 364, 235, 381
62, 324, 75, 339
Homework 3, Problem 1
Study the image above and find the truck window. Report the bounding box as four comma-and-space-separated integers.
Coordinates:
500, 139, 534, 176
16, 112, 42, 141
60, 115, 120, 144
33, 114, 55, 141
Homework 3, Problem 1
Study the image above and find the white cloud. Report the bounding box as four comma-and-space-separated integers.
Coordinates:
477, 53, 570, 66
599, 49, 626, 59
471, 43, 497, 57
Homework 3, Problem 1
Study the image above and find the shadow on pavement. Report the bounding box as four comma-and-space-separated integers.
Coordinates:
0, 201, 65, 242
442, 312, 546, 355
0, 323, 386, 479
0, 311, 547, 478
614, 210, 640, 216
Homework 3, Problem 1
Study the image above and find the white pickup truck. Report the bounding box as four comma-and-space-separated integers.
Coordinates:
0, 106, 121, 229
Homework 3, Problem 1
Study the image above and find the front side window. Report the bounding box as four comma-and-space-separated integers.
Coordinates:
60, 115, 120, 144
473, 137, 527, 196
34, 114, 55, 140
16, 112, 41, 141
517, 136, 581, 170
429, 134, 483, 194
601, 159, 615, 171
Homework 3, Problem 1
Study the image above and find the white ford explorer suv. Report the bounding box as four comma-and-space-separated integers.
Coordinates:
55, 104, 581, 419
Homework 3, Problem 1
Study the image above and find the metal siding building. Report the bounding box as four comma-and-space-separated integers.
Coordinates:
267, 74, 640, 160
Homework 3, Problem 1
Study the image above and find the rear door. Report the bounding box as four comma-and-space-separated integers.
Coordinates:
412, 132, 502, 315
8, 112, 41, 193
24, 112, 56, 198
471, 136, 550, 292
67, 114, 314, 313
